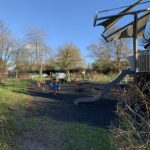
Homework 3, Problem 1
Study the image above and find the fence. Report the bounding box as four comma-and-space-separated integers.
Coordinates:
137, 50, 150, 72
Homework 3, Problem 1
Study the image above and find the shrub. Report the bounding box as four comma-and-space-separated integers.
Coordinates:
111, 83, 150, 149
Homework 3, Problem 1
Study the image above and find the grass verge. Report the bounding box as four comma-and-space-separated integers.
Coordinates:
15, 116, 112, 150
0, 79, 30, 149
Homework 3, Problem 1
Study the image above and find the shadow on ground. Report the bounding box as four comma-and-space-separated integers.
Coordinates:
25, 85, 117, 128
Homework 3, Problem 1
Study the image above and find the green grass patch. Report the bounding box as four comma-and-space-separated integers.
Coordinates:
0, 79, 30, 149
83, 73, 133, 84
17, 116, 113, 150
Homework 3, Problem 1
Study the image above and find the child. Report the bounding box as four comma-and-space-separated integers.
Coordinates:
49, 79, 53, 91
73, 73, 77, 87
56, 79, 60, 91
52, 78, 57, 95
40, 80, 46, 91
31, 79, 35, 89
73, 77, 77, 88
66, 70, 71, 85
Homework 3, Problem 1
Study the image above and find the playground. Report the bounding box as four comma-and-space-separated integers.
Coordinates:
0, 78, 117, 149
0, 0, 150, 149
28, 80, 117, 127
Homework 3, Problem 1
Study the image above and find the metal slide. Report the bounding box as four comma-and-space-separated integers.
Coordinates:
73, 68, 133, 105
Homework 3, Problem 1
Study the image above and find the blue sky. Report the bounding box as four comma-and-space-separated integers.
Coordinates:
0, 0, 149, 63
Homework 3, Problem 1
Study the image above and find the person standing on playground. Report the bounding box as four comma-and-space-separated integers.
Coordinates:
52, 78, 57, 95
66, 70, 71, 85
49, 79, 53, 91
56, 79, 61, 91
73, 73, 77, 87
40, 80, 46, 91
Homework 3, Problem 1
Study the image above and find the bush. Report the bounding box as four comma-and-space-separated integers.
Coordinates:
111, 83, 150, 149
92, 61, 115, 74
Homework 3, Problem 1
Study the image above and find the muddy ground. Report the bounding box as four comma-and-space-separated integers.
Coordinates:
13, 82, 118, 150
28, 82, 117, 128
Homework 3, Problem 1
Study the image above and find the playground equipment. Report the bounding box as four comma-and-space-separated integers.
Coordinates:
74, 0, 150, 105
74, 50, 150, 105
74, 68, 133, 105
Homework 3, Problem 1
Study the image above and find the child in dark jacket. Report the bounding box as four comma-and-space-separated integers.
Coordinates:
56, 80, 60, 91
52, 79, 57, 95
49, 79, 53, 91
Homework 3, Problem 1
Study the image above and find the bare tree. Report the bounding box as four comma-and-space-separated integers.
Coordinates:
88, 38, 111, 62
88, 33, 131, 73
0, 21, 15, 73
111, 39, 131, 72
12, 39, 30, 77
24, 27, 49, 75
55, 43, 84, 71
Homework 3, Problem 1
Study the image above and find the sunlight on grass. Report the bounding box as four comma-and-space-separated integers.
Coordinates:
0, 79, 30, 149
18, 116, 112, 150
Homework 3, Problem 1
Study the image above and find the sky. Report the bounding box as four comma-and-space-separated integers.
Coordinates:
0, 0, 149, 63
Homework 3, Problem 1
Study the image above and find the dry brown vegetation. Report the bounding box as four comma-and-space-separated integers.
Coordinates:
111, 83, 150, 150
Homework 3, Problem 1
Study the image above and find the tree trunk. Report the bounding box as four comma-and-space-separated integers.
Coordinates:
39, 65, 43, 77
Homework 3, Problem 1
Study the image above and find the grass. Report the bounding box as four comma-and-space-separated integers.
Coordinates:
0, 78, 113, 150
16, 116, 112, 150
0, 79, 30, 149
76, 73, 117, 84
86, 72, 133, 84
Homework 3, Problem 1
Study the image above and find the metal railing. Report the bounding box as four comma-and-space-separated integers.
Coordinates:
137, 50, 150, 72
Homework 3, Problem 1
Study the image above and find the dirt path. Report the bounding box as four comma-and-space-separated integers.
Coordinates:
13, 83, 117, 150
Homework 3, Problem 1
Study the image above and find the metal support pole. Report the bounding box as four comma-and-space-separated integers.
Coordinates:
133, 13, 138, 85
